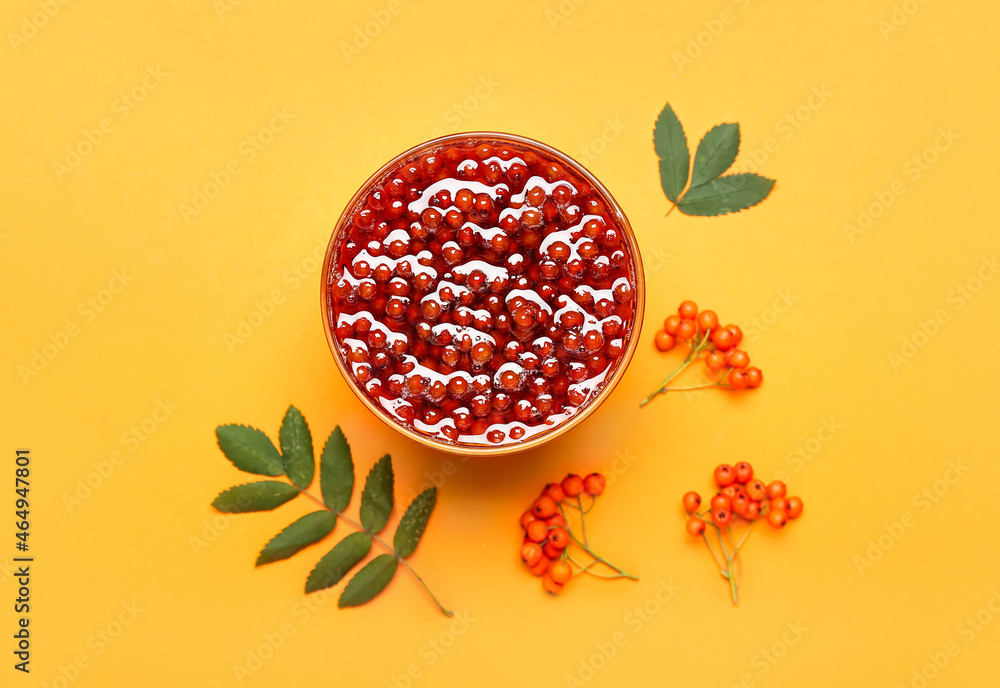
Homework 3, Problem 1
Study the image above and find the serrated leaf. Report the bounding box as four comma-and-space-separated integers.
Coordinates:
216, 424, 284, 476
360, 455, 394, 533
677, 174, 776, 217
279, 406, 314, 489
305, 532, 373, 593
212, 481, 299, 513
256, 511, 336, 566
320, 426, 354, 512
690, 123, 740, 188
394, 488, 437, 558
338, 554, 398, 609
654, 102, 690, 203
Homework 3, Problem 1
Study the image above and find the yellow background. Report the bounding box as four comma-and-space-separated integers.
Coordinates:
2, 0, 998, 686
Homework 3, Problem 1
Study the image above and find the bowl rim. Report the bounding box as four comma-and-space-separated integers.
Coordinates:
321, 131, 645, 456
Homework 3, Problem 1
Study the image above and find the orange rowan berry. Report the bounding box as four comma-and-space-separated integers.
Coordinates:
732, 493, 751, 517
543, 542, 563, 560
728, 369, 749, 390
746, 479, 767, 501
528, 556, 550, 576
544, 482, 566, 502
520, 511, 537, 532
547, 527, 570, 550
654, 330, 676, 352
549, 560, 573, 585
714, 464, 736, 487
686, 515, 707, 536
734, 461, 753, 484
728, 349, 750, 369
678, 300, 698, 320
526, 520, 548, 543
531, 495, 557, 519
711, 494, 731, 512
711, 328, 736, 351
705, 351, 726, 373
542, 572, 564, 595
766, 480, 787, 499
562, 474, 584, 497
767, 509, 788, 529
583, 473, 606, 496
712, 508, 733, 528
786, 496, 804, 519
520, 542, 543, 567
676, 319, 697, 341
696, 309, 718, 333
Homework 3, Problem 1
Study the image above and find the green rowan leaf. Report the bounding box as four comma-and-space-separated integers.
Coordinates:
394, 488, 436, 558
216, 424, 284, 476
678, 173, 776, 216
338, 554, 398, 609
256, 511, 336, 566
279, 406, 314, 489
359, 454, 394, 534
654, 102, 690, 203
305, 532, 373, 593
690, 122, 740, 188
320, 426, 354, 512
212, 481, 298, 513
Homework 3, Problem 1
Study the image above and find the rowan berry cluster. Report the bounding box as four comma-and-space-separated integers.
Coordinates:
683, 462, 803, 604
642, 300, 762, 406
519, 473, 637, 595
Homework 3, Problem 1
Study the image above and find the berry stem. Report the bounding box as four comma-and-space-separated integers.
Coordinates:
558, 503, 639, 581
722, 527, 742, 605
567, 554, 631, 579
561, 495, 596, 515
294, 485, 454, 617
568, 529, 639, 580
659, 381, 728, 392
640, 330, 715, 407
726, 564, 739, 605
707, 522, 743, 605
733, 520, 756, 551
700, 530, 727, 572
640, 356, 692, 406
665, 203, 678, 218
576, 496, 590, 547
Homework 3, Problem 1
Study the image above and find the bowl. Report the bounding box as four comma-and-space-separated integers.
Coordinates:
322, 132, 644, 456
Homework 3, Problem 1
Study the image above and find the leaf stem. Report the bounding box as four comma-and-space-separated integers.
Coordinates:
294, 485, 453, 617
395, 556, 454, 617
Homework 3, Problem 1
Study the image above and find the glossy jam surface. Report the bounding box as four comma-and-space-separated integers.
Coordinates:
327, 138, 638, 447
